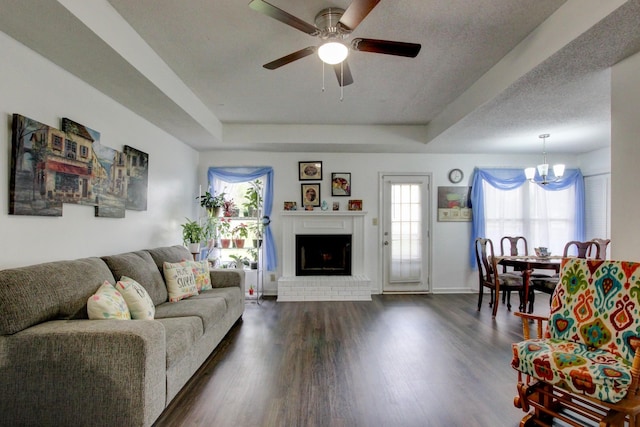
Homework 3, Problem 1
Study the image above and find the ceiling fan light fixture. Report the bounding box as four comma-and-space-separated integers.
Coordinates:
318, 41, 348, 64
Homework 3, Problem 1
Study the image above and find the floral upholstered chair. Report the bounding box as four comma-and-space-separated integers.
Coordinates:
512, 258, 640, 426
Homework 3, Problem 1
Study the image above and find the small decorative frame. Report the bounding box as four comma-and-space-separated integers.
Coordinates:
299, 161, 322, 180
331, 172, 351, 196
332, 202, 340, 211
301, 183, 321, 207
348, 199, 363, 211
284, 201, 297, 211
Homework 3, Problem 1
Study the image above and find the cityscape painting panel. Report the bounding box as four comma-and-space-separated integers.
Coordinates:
123, 145, 149, 211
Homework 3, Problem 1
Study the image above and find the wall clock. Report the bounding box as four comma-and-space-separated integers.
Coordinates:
448, 168, 464, 184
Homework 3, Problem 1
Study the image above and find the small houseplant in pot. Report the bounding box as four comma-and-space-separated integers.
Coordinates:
248, 222, 263, 248
232, 223, 249, 248
242, 179, 263, 217
181, 218, 204, 254
197, 191, 226, 217
217, 218, 232, 248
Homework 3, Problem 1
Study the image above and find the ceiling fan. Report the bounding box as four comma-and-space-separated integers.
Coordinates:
249, 0, 422, 87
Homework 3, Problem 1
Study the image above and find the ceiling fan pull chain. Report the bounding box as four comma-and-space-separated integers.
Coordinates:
321, 61, 326, 92
340, 62, 344, 101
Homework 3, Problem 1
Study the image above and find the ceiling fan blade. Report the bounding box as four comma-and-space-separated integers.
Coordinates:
338, 0, 381, 31
249, 0, 318, 35
333, 61, 354, 86
352, 38, 421, 57
263, 47, 317, 70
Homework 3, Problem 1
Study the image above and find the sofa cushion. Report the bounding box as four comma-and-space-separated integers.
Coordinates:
192, 287, 242, 309
155, 298, 227, 333
115, 276, 155, 320
87, 281, 131, 320
156, 316, 203, 369
163, 262, 199, 302
0, 257, 114, 335
512, 338, 633, 404
102, 251, 168, 305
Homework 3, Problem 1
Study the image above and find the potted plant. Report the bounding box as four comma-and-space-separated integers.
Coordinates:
222, 199, 237, 217
197, 191, 226, 217
247, 248, 259, 269
232, 223, 249, 248
203, 217, 221, 260
242, 179, 263, 217
229, 254, 250, 269
248, 222, 263, 248
181, 218, 204, 253
217, 218, 232, 248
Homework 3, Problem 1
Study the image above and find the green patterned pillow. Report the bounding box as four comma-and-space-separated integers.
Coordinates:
163, 261, 199, 302
87, 281, 131, 320
115, 276, 155, 319
183, 259, 212, 292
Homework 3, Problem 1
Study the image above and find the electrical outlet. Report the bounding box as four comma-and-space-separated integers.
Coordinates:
270, 273, 276, 282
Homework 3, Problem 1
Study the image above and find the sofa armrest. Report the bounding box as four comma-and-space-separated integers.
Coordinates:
0, 319, 166, 427
210, 268, 245, 294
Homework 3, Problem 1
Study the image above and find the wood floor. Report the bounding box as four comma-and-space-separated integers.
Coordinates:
153, 294, 546, 427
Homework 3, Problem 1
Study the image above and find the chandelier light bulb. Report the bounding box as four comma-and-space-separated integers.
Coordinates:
318, 42, 348, 65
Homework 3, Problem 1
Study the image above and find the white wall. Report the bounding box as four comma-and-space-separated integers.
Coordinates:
611, 50, 640, 260
0, 32, 198, 268
199, 150, 578, 295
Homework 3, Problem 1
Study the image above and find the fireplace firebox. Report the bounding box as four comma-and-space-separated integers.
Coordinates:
295, 234, 352, 276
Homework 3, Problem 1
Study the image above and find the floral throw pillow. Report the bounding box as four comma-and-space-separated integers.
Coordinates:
163, 261, 199, 302
87, 281, 131, 320
115, 276, 155, 319
183, 259, 212, 292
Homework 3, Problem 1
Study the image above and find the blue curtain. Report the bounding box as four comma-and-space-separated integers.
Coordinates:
207, 167, 277, 271
469, 167, 585, 268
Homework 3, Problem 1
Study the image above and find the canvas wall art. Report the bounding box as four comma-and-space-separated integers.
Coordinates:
9, 114, 149, 218
437, 186, 472, 222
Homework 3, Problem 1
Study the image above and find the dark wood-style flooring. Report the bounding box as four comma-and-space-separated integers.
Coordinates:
153, 294, 550, 427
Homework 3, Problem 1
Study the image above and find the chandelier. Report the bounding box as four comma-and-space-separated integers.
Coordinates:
524, 134, 565, 185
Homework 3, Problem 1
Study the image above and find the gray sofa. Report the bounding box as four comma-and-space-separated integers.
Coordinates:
0, 245, 244, 427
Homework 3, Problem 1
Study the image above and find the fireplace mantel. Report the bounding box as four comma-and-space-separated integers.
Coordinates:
278, 211, 371, 301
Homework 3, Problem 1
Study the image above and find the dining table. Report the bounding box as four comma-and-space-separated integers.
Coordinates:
493, 255, 563, 313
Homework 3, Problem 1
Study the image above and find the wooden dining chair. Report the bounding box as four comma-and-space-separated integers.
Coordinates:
563, 240, 600, 259
475, 237, 526, 317
589, 238, 610, 259
531, 240, 601, 299
499, 236, 528, 305
500, 236, 529, 257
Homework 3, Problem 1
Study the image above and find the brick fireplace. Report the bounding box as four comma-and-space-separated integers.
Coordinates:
278, 211, 371, 301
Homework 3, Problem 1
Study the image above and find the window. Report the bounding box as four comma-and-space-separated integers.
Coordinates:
470, 168, 585, 267
79, 145, 89, 158
484, 182, 576, 256
64, 139, 77, 159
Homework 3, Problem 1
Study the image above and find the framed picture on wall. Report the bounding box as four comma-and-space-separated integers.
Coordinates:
301, 183, 321, 207
331, 172, 351, 196
299, 161, 322, 180
437, 186, 472, 222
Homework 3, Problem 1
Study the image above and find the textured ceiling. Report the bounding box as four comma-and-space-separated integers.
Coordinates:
1, 0, 639, 153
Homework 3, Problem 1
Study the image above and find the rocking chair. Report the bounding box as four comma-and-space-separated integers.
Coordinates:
512, 258, 640, 426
